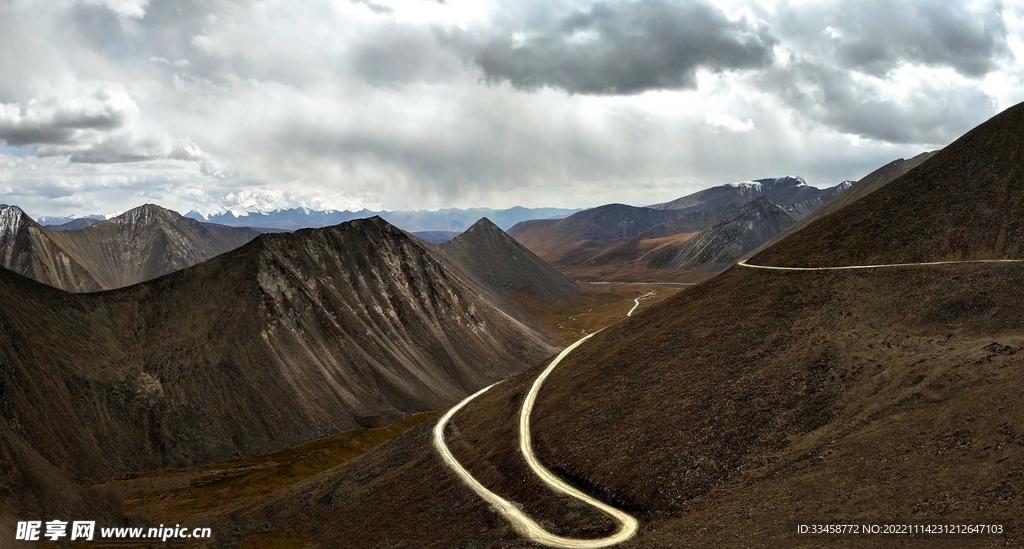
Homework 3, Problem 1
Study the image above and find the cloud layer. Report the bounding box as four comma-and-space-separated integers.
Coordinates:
0, 0, 1021, 217
451, 0, 776, 94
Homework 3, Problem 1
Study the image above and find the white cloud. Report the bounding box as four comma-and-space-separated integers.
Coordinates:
0, 83, 207, 164
705, 113, 755, 132
0, 0, 1020, 217
82, 0, 151, 19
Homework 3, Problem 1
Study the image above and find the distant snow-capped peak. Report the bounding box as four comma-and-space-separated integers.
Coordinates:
755, 176, 808, 187
721, 176, 807, 190
722, 181, 762, 189
187, 205, 272, 219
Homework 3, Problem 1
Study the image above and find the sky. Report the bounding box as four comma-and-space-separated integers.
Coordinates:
0, 0, 1022, 217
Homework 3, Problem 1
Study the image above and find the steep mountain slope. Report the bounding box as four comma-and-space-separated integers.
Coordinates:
47, 204, 260, 289
751, 106, 1024, 268
781, 179, 853, 217
436, 218, 578, 303
0, 205, 103, 292
508, 204, 685, 267
510, 179, 851, 276
774, 151, 936, 244
505, 218, 559, 248
570, 180, 851, 274
44, 218, 101, 231
0, 204, 259, 292
0, 217, 553, 523
585, 204, 748, 266
230, 103, 1024, 547
646, 196, 799, 271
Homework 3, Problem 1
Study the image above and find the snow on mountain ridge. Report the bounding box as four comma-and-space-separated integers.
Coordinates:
722, 181, 762, 189
716, 176, 807, 191
755, 176, 808, 187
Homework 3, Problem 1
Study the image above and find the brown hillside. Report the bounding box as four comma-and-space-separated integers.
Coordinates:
0, 204, 259, 292
508, 205, 685, 268
226, 103, 1024, 548
0, 216, 552, 524
436, 217, 578, 302
753, 104, 1024, 267
48, 204, 260, 289
781, 151, 937, 241
0, 205, 104, 292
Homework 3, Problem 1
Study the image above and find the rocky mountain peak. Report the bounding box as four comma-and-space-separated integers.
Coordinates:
0, 204, 27, 237
111, 203, 179, 227
457, 217, 506, 240
439, 216, 578, 302
746, 194, 781, 209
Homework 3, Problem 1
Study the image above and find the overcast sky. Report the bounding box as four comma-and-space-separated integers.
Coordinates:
1, 0, 1022, 217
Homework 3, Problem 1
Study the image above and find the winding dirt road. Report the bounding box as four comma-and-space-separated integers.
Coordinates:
627, 292, 656, 317
436, 257, 1024, 546
434, 314, 643, 546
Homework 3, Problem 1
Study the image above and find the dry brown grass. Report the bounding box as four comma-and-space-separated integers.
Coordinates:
562, 262, 710, 283
99, 412, 436, 524
510, 282, 691, 343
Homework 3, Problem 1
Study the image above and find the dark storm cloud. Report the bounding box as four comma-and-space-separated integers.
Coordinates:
779, 0, 1011, 77
1, 0, 1021, 217
763, 59, 997, 144
448, 0, 776, 95
0, 95, 128, 147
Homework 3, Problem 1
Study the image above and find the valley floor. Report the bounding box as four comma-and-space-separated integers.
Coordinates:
96, 413, 437, 543
510, 282, 688, 343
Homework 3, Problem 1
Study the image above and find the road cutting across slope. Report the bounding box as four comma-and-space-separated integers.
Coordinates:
627, 292, 656, 317
737, 258, 1023, 271
436, 257, 1024, 547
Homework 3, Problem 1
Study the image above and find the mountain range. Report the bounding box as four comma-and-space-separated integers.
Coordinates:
510, 176, 855, 275
224, 99, 1024, 548
33, 206, 581, 235
0, 204, 259, 292
3, 94, 1019, 549
182, 206, 581, 233
0, 213, 575, 528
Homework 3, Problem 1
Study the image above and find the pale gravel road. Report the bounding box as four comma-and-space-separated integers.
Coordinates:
627, 292, 656, 317
435, 257, 1024, 546
434, 336, 639, 547
737, 258, 1023, 271
434, 288, 662, 546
